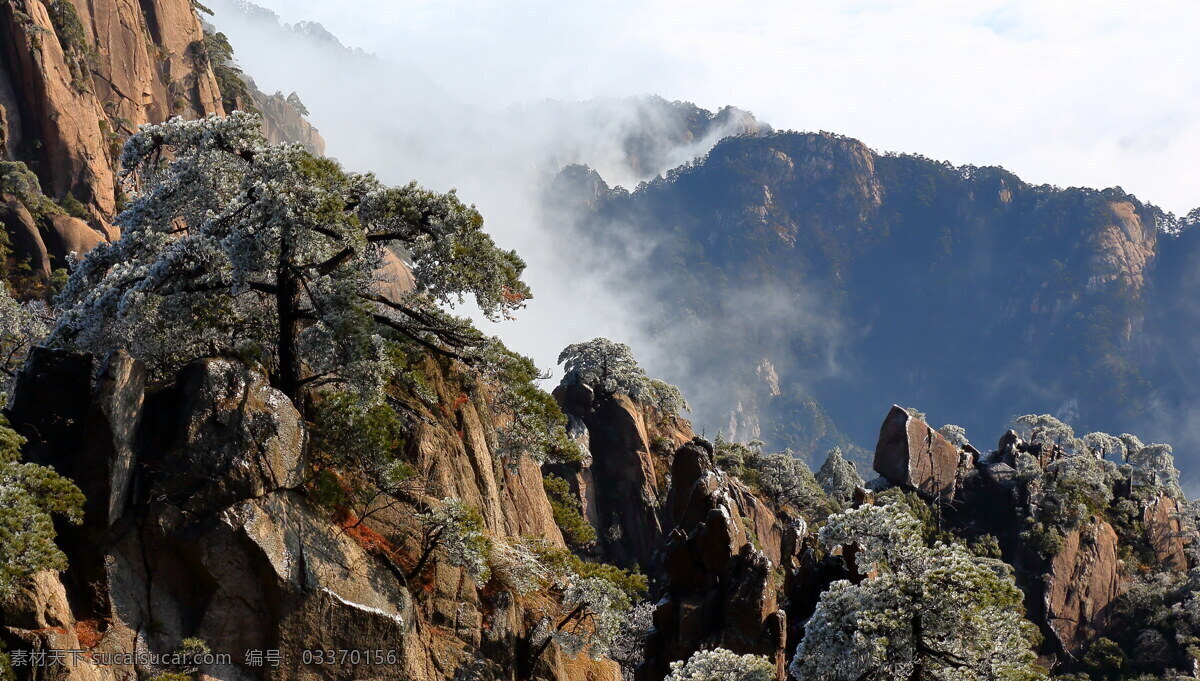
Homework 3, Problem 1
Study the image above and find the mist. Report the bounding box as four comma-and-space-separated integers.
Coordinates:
205, 0, 1200, 474
205, 0, 762, 397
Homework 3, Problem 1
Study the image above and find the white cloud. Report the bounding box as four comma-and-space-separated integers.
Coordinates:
235, 0, 1200, 214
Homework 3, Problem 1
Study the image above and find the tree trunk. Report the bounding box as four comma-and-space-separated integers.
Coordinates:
276, 232, 304, 413
909, 613, 924, 681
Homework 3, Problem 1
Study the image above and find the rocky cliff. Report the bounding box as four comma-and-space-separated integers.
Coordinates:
0, 0, 322, 276
0, 348, 614, 681
1, 337, 1194, 681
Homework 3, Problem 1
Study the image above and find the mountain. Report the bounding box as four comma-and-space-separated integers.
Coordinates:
1, 2, 1199, 681
0, 0, 318, 238
549, 130, 1200, 475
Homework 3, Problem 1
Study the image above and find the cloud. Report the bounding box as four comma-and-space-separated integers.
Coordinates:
207, 0, 761, 387
206, 0, 1200, 451
230, 0, 1200, 214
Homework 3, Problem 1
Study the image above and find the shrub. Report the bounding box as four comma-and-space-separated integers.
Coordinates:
0, 417, 85, 598
543, 474, 596, 548
666, 648, 774, 681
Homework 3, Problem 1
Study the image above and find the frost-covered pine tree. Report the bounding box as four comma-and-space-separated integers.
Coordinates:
816, 447, 863, 506
410, 498, 492, 583
790, 503, 1046, 681
557, 337, 688, 415
610, 601, 656, 681
0, 418, 85, 598
1015, 414, 1081, 452
52, 113, 530, 410
937, 424, 970, 449
1127, 442, 1184, 500
0, 283, 49, 404
665, 648, 774, 681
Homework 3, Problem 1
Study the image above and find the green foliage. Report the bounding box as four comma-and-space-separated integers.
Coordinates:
45, 0, 93, 93
0, 640, 12, 681
191, 31, 257, 114
816, 446, 863, 506
1020, 519, 1065, 558
875, 488, 956, 546
418, 498, 492, 582
1081, 638, 1127, 681
484, 344, 581, 464
530, 542, 647, 601
58, 192, 90, 220
0, 161, 49, 210
0, 416, 85, 598
308, 390, 412, 513
1010, 436, 1128, 558
312, 391, 406, 464
968, 534, 1004, 559
716, 437, 838, 522
543, 474, 596, 548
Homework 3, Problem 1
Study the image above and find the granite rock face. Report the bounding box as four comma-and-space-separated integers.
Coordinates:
873, 404, 960, 503
0, 351, 609, 681
641, 439, 796, 681
553, 380, 692, 570
1043, 519, 1124, 658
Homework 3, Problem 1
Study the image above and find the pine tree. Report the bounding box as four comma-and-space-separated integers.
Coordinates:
53, 113, 530, 411
0, 418, 85, 598
790, 503, 1046, 681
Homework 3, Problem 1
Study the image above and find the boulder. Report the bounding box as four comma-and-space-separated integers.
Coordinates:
252, 86, 327, 155
0, 195, 50, 278
42, 212, 105, 261
981, 462, 1018, 492
0, 571, 124, 681
1143, 494, 1188, 572
873, 404, 959, 503
1043, 518, 1123, 657
997, 429, 1021, 464
144, 357, 306, 512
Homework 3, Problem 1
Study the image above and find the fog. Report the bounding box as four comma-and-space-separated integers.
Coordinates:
206, 0, 762, 390
205, 0, 1200, 474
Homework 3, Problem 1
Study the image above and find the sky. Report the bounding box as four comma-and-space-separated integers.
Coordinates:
230, 0, 1200, 215
206, 0, 1200, 481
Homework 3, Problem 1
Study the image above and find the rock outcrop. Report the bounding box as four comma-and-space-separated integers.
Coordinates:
1042, 518, 1124, 658
0, 195, 51, 278
873, 405, 959, 503
641, 439, 795, 681
0, 0, 324, 240
0, 0, 118, 218
1142, 493, 1188, 572
0, 350, 607, 681
251, 85, 325, 155
553, 381, 692, 570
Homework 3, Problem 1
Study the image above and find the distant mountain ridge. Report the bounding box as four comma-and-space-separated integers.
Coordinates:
551, 129, 1200, 474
